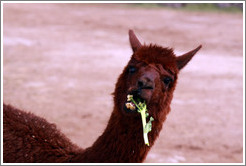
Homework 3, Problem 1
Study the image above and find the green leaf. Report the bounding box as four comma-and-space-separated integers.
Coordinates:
127, 95, 155, 146
144, 117, 154, 133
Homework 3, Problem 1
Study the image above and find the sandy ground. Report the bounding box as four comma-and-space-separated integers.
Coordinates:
2, 3, 244, 163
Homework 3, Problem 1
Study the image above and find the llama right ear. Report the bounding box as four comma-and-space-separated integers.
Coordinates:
176, 45, 202, 70
129, 29, 142, 53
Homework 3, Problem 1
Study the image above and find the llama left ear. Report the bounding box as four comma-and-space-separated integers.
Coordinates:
176, 45, 202, 70
129, 29, 142, 52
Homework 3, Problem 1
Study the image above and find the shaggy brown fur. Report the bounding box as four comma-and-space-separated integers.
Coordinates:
3, 30, 201, 163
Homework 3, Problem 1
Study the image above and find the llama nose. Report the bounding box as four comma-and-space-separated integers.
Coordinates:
137, 77, 154, 90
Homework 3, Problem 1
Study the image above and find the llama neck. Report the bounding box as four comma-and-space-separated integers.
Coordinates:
73, 107, 164, 163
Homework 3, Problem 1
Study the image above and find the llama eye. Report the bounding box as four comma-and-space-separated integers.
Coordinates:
162, 77, 173, 86
128, 66, 137, 74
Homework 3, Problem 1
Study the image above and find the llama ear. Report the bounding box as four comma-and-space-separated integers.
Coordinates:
176, 45, 202, 70
129, 29, 142, 52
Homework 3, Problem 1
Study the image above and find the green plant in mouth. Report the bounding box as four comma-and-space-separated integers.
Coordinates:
126, 95, 154, 146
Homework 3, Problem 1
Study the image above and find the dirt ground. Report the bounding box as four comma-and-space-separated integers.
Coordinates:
2, 3, 244, 163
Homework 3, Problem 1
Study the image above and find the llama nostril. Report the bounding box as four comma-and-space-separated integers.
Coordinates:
138, 80, 144, 88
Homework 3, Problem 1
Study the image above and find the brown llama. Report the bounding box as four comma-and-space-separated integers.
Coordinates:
3, 30, 202, 163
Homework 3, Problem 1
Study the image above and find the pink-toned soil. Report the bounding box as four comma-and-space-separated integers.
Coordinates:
3, 3, 244, 163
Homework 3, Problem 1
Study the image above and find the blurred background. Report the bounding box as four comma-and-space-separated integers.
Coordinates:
3, 3, 244, 163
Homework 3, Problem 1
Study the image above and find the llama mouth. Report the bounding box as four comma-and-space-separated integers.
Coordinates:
124, 94, 145, 113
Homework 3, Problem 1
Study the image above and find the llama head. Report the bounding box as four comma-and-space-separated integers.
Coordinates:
114, 30, 201, 121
